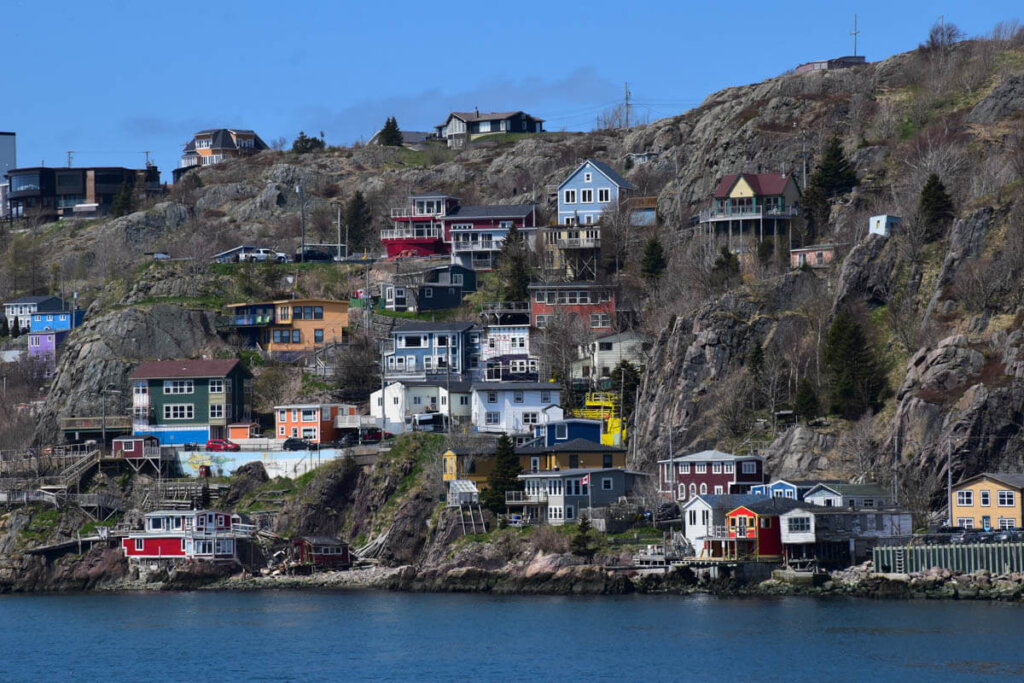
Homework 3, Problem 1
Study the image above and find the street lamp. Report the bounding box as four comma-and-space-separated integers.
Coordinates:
101, 385, 121, 451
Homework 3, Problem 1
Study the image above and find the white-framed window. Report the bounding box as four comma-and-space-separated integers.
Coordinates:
485, 412, 500, 426
695, 463, 707, 474
999, 517, 1015, 529
424, 288, 433, 299
278, 409, 286, 422
580, 189, 593, 203
413, 396, 422, 405
714, 485, 724, 495
678, 463, 690, 474
980, 490, 990, 506
163, 379, 194, 395
541, 391, 551, 403
597, 188, 610, 203
712, 462, 722, 474
741, 462, 758, 474
584, 214, 594, 225
957, 490, 974, 506
602, 477, 613, 491
487, 392, 497, 403
563, 189, 577, 204
522, 412, 539, 425
134, 381, 148, 396
301, 409, 317, 422
957, 518, 974, 529
788, 517, 811, 533
535, 315, 551, 329
678, 483, 686, 500
163, 404, 194, 420
513, 391, 524, 404
584, 172, 592, 183
590, 313, 611, 328
424, 357, 432, 371
689, 483, 697, 498
998, 490, 1015, 507
134, 538, 144, 552
278, 426, 286, 436
556, 424, 568, 440
209, 404, 224, 419
209, 379, 224, 394
724, 463, 734, 474
699, 483, 708, 495
460, 396, 469, 406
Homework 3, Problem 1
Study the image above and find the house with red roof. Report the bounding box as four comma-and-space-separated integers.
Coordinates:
695, 172, 802, 252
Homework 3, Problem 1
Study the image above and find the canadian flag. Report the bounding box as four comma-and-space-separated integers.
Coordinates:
581, 474, 591, 485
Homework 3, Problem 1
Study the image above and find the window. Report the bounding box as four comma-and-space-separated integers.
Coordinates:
603, 454, 613, 468
209, 404, 224, 419
163, 380, 194, 395
678, 463, 690, 474
580, 189, 593, 203
423, 288, 433, 299
292, 330, 301, 344
741, 462, 758, 474
301, 409, 317, 422
998, 490, 1015, 507
956, 490, 974, 506
980, 490, 991, 506
678, 484, 687, 500
957, 518, 974, 529
724, 463, 734, 474
163, 404, 194, 420
714, 485, 724, 495
413, 396, 422, 406
556, 424, 568, 440
695, 463, 707, 474
563, 189, 577, 204
699, 483, 707, 495
459, 396, 469, 406
584, 172, 592, 183
760, 517, 771, 529
999, 518, 1015, 530
134, 538, 144, 552
314, 329, 324, 343
535, 315, 551, 329
602, 478, 613, 491
598, 188, 611, 203
134, 381, 148, 396
487, 392, 497, 403
590, 313, 611, 329
690, 483, 697, 498
278, 426, 286, 436
712, 462, 722, 474
522, 412, 538, 425
788, 517, 811, 533
541, 391, 551, 403
513, 391, 524, 404
485, 412, 500, 426
209, 379, 224, 394
313, 306, 323, 320
569, 455, 579, 469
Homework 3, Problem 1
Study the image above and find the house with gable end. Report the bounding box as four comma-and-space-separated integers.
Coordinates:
557, 159, 635, 226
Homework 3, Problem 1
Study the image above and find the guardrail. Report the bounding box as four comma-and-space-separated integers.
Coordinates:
60, 416, 132, 431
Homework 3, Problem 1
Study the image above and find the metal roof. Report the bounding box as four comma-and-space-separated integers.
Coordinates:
392, 321, 475, 333
449, 480, 479, 494
684, 493, 770, 511
131, 359, 244, 380
557, 158, 635, 191
516, 438, 625, 455
518, 467, 647, 479
657, 449, 762, 464
447, 204, 535, 220
956, 472, 1024, 490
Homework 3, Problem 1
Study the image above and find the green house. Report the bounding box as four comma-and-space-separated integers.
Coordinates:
130, 359, 252, 445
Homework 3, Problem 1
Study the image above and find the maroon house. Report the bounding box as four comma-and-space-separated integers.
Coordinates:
291, 536, 351, 570
658, 450, 764, 503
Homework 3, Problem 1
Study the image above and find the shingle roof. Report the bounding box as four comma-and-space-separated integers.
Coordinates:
713, 172, 796, 199
447, 204, 535, 220
5, 295, 65, 308
393, 321, 475, 334
957, 472, 1024, 490
471, 382, 560, 391
131, 359, 243, 380
516, 438, 625, 455
447, 110, 544, 124
658, 449, 762, 464
519, 467, 646, 478
183, 129, 268, 154
558, 159, 635, 191
736, 498, 809, 515
689, 494, 770, 511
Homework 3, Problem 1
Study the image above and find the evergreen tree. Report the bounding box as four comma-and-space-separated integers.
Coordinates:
640, 235, 667, 282
10, 319, 19, 338
343, 191, 373, 249
613, 360, 642, 423
380, 117, 404, 146
112, 181, 133, 217
710, 245, 740, 288
793, 377, 820, 421
809, 137, 858, 197
292, 131, 325, 154
918, 173, 954, 240
823, 309, 887, 419
570, 515, 595, 558
496, 225, 532, 302
481, 434, 523, 514
0, 315, 8, 337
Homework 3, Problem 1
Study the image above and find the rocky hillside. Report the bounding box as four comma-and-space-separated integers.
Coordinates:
2, 35, 1023, 516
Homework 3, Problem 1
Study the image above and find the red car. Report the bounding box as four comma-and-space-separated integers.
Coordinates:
360, 429, 395, 444
205, 439, 240, 452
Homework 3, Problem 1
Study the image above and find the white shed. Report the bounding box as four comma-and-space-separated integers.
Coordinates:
869, 214, 901, 237
448, 479, 480, 507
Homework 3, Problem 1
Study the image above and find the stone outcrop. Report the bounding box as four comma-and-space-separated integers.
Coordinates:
968, 71, 1024, 124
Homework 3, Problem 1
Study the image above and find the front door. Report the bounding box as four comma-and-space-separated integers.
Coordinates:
530, 457, 540, 473
982, 515, 992, 530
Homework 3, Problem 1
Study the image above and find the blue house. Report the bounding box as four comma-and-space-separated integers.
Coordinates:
557, 159, 635, 226
531, 418, 604, 447
382, 264, 477, 313
750, 479, 842, 500
29, 308, 85, 334
384, 321, 481, 381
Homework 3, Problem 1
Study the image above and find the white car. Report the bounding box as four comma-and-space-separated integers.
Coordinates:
239, 248, 288, 263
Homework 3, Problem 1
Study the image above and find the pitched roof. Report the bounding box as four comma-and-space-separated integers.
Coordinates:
471, 382, 560, 392
183, 129, 268, 154
741, 498, 811, 515
131, 359, 244, 380
713, 172, 796, 199
518, 467, 646, 479
558, 159, 635, 191
4, 295, 65, 308
805, 483, 891, 498
515, 438, 625, 455
685, 494, 769, 511
392, 321, 475, 334
446, 110, 544, 124
956, 472, 1024, 490
657, 449, 762, 464
447, 204, 535, 220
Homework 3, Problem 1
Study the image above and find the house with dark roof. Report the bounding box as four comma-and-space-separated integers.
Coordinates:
176, 128, 268, 182
750, 479, 845, 501
435, 109, 544, 148
381, 263, 477, 313
658, 449, 765, 502
382, 321, 481, 383
380, 192, 537, 268
370, 378, 473, 434
367, 128, 435, 150
781, 505, 913, 567
717, 497, 810, 560
130, 359, 252, 445
695, 172, 802, 253
507, 467, 647, 526
803, 483, 895, 510
557, 159, 635, 226
951, 473, 1024, 530
4, 295, 67, 333
6, 166, 161, 221
681, 493, 771, 557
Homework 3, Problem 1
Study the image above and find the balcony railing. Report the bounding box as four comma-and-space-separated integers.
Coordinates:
390, 208, 446, 218
381, 227, 443, 241
506, 490, 549, 504
230, 314, 274, 326
452, 240, 500, 252
556, 236, 600, 249
335, 414, 376, 429
698, 206, 800, 222
480, 301, 531, 313
60, 416, 133, 432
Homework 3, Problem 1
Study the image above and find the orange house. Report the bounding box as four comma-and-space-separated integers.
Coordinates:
723, 499, 805, 560
275, 403, 357, 443
228, 423, 262, 440
226, 298, 349, 359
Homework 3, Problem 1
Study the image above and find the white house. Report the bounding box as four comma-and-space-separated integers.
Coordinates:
574, 330, 652, 380
3, 295, 66, 333
680, 494, 769, 558
869, 214, 901, 237
780, 506, 913, 565
803, 483, 895, 509
371, 380, 472, 433
470, 382, 563, 440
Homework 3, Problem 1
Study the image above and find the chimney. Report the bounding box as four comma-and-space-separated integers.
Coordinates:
474, 106, 479, 117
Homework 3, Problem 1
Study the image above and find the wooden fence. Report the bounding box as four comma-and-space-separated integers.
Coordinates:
873, 542, 1024, 574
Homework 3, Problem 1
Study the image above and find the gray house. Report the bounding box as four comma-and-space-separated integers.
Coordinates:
506, 467, 646, 526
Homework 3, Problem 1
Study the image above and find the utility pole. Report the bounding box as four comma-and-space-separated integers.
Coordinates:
297, 184, 306, 261
946, 436, 952, 527
66, 151, 73, 167
851, 13, 860, 56
143, 151, 152, 167
336, 202, 343, 260
624, 82, 631, 129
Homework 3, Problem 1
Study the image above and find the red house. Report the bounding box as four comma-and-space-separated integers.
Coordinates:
722, 498, 806, 560
291, 536, 351, 570
658, 450, 764, 503
112, 435, 160, 460
529, 282, 615, 331
121, 510, 255, 562
381, 193, 537, 267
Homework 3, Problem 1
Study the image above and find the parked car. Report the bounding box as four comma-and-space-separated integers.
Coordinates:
282, 437, 316, 451
240, 247, 288, 263
294, 248, 333, 263
360, 428, 395, 444
206, 439, 240, 452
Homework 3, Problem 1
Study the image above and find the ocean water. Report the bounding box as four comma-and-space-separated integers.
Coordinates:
1, 590, 1023, 681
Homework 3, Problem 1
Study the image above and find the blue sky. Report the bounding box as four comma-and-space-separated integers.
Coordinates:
2, 1, 1020, 182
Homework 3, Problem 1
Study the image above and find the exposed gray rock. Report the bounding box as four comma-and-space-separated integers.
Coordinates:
968, 72, 1024, 124
764, 426, 838, 479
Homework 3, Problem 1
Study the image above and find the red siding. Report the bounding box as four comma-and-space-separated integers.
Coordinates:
122, 536, 185, 558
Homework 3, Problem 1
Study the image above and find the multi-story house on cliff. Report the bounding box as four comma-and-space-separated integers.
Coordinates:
693, 172, 801, 252
659, 450, 765, 502
434, 109, 544, 148
175, 128, 267, 182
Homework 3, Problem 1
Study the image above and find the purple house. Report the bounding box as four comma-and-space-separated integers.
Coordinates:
28, 308, 84, 376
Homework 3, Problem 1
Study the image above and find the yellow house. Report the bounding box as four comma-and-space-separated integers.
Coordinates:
951, 473, 1024, 530
225, 298, 349, 357
697, 172, 802, 252
442, 439, 627, 490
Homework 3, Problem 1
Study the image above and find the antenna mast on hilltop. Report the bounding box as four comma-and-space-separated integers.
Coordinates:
624, 82, 631, 129
851, 13, 861, 56
66, 151, 74, 167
